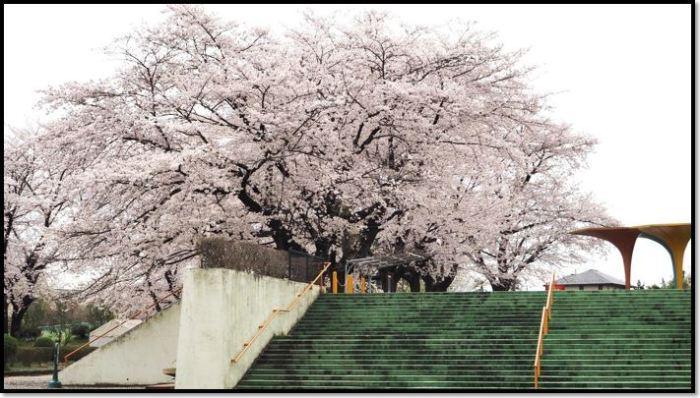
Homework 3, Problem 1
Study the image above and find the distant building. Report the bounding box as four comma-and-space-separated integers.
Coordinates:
89, 319, 142, 347
546, 269, 626, 291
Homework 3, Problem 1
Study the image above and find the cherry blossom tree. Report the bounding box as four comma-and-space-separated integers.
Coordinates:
458, 125, 615, 290
3, 131, 85, 335
22, 5, 613, 312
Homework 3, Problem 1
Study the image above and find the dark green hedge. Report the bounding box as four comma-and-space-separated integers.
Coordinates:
12, 344, 98, 366
34, 336, 54, 347
4, 334, 19, 366
15, 347, 53, 365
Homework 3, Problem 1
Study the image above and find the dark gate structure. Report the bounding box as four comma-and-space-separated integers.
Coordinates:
345, 253, 426, 292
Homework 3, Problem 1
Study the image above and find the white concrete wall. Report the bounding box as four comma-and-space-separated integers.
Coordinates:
175, 268, 319, 389
89, 319, 142, 348
60, 302, 180, 386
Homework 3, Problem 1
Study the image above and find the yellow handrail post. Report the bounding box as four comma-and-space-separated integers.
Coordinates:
345, 275, 354, 294
547, 273, 555, 319
540, 307, 547, 356
533, 272, 556, 389
332, 271, 338, 294
360, 277, 366, 294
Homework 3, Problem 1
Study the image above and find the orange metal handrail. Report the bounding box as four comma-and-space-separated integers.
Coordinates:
533, 273, 556, 389
231, 262, 331, 364
62, 287, 182, 364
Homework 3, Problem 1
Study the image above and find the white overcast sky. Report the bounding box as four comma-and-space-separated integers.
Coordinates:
3, 4, 692, 289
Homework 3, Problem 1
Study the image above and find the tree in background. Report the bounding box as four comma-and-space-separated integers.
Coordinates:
636, 273, 690, 290
659, 272, 690, 289
3, 134, 86, 336
458, 127, 614, 290
10, 5, 611, 315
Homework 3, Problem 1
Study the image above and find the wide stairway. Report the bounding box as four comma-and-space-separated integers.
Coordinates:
236, 291, 545, 389
236, 289, 691, 390
539, 289, 691, 390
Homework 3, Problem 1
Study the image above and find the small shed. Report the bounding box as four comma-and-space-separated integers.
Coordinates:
89, 319, 143, 347
547, 269, 626, 291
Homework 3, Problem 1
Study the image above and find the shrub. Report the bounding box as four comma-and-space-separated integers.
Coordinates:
86, 304, 114, 329
41, 327, 72, 346
4, 334, 19, 365
34, 336, 55, 347
18, 327, 41, 340
71, 323, 91, 339
13, 345, 93, 366
16, 346, 53, 366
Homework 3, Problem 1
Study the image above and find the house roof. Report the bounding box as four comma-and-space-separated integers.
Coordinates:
556, 269, 625, 286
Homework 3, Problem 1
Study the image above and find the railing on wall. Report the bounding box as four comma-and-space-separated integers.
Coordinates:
533, 273, 556, 389
62, 287, 182, 364
231, 262, 331, 364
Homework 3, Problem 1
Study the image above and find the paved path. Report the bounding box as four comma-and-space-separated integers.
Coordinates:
4, 375, 52, 389
3, 375, 145, 390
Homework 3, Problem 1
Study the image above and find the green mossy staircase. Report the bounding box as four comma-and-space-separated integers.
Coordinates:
539, 289, 691, 390
235, 290, 691, 390
237, 291, 544, 389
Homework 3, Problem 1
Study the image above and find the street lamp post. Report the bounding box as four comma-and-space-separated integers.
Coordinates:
48, 342, 62, 388
48, 295, 68, 389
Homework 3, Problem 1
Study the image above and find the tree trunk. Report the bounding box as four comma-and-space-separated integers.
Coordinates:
10, 306, 26, 337
422, 269, 457, 292
269, 219, 305, 253
3, 301, 9, 334
9, 296, 33, 337
424, 277, 455, 292
403, 271, 422, 292
490, 279, 517, 291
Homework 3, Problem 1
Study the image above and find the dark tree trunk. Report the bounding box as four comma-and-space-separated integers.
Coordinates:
10, 296, 34, 337
3, 301, 9, 334
490, 279, 517, 291
314, 239, 331, 264
357, 223, 380, 258
403, 271, 422, 292
269, 219, 305, 253
10, 312, 22, 337
423, 269, 457, 292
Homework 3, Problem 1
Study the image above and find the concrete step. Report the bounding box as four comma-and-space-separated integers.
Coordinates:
237, 290, 691, 390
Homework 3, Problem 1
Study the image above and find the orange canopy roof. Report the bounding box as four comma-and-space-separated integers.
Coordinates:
570, 223, 691, 290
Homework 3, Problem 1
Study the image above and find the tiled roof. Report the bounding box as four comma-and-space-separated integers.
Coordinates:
556, 269, 625, 286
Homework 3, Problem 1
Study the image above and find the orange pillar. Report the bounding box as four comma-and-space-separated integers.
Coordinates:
332, 271, 338, 294
620, 248, 634, 291
345, 275, 354, 294
671, 249, 685, 289
360, 277, 366, 294
638, 224, 691, 290
571, 228, 640, 290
